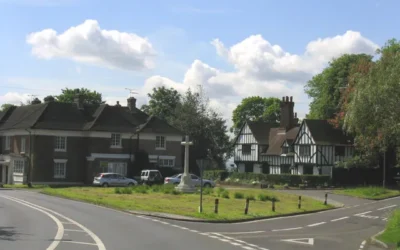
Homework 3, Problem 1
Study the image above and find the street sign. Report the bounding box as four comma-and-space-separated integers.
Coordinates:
281, 238, 314, 245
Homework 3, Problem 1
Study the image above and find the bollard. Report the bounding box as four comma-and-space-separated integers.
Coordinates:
214, 198, 219, 214
324, 193, 328, 205
298, 195, 302, 209
272, 198, 276, 212
244, 198, 249, 215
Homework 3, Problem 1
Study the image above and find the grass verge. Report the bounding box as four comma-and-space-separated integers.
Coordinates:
377, 209, 400, 249
333, 187, 400, 200
41, 185, 334, 221
2, 184, 48, 189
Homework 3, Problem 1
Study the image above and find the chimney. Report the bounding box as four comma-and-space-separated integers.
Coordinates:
74, 94, 84, 110
127, 97, 136, 111
116, 101, 121, 107
294, 112, 299, 125
280, 96, 295, 130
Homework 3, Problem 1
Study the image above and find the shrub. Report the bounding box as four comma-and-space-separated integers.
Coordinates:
133, 185, 149, 194
114, 187, 132, 194
234, 192, 245, 199
221, 190, 230, 199
216, 187, 226, 197
202, 187, 214, 195
114, 187, 121, 194
171, 190, 181, 195
246, 194, 256, 201
203, 170, 230, 181
258, 193, 279, 202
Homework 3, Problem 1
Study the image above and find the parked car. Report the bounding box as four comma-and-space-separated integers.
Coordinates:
140, 170, 164, 185
93, 173, 138, 187
164, 173, 215, 187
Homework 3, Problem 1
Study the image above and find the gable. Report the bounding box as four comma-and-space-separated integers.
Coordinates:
235, 122, 257, 144
293, 121, 315, 145
304, 119, 353, 145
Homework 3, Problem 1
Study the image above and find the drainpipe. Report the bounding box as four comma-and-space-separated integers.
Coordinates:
25, 128, 32, 188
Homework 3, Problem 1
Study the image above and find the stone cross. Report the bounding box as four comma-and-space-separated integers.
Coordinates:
176, 135, 195, 193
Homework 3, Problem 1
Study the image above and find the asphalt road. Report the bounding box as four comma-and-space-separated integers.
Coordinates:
0, 189, 398, 250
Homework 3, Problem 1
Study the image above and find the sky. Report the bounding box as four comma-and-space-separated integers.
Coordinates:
0, 0, 399, 131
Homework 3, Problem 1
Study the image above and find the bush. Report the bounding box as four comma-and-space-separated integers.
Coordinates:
202, 187, 214, 195
246, 194, 256, 201
234, 192, 244, 199
203, 170, 229, 181
171, 190, 181, 195
114, 187, 132, 194
133, 185, 149, 194
216, 187, 226, 197
258, 193, 279, 202
221, 190, 230, 199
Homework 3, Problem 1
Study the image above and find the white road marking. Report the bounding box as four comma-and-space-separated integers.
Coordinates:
64, 229, 85, 232
1, 195, 106, 250
307, 222, 326, 227
377, 205, 397, 211
210, 231, 265, 235
242, 246, 255, 250
0, 195, 64, 250
281, 238, 314, 246
353, 205, 360, 208
355, 211, 372, 216
272, 227, 303, 232
61, 241, 98, 246
359, 240, 366, 249
189, 229, 199, 233
331, 216, 349, 222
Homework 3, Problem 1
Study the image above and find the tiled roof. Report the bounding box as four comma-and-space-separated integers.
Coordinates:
265, 126, 299, 155
0, 101, 182, 135
247, 121, 277, 144
304, 119, 353, 145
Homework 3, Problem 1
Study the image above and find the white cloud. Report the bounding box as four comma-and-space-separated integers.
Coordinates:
26, 19, 156, 71
0, 92, 31, 105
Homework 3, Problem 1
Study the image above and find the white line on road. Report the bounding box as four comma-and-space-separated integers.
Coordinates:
359, 240, 366, 249
1, 195, 106, 250
377, 205, 397, 211
0, 195, 64, 250
210, 231, 265, 235
307, 222, 326, 227
272, 227, 303, 232
355, 211, 372, 216
64, 229, 85, 232
331, 216, 349, 222
61, 241, 98, 246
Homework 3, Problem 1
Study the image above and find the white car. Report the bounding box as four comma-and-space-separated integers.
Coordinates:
164, 174, 215, 187
93, 173, 138, 187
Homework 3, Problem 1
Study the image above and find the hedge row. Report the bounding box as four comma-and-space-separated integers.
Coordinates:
203, 170, 331, 186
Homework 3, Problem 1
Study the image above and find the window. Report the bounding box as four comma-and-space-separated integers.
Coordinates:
242, 144, 251, 154
13, 159, 24, 174
107, 162, 127, 176
21, 138, 26, 153
55, 136, 67, 151
111, 133, 122, 148
299, 145, 311, 156
158, 158, 175, 167
5, 136, 11, 150
54, 160, 67, 179
156, 136, 166, 149
282, 147, 289, 154
335, 146, 345, 156
244, 163, 253, 173
280, 164, 291, 174
191, 174, 199, 180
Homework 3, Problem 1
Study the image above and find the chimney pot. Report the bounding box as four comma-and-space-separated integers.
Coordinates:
286, 96, 289, 102
282, 97, 285, 101
127, 97, 136, 111
295, 112, 297, 118
290, 96, 293, 102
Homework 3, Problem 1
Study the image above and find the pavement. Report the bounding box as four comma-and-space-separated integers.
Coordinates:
0, 188, 398, 250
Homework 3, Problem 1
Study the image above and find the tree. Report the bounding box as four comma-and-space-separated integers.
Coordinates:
141, 86, 181, 121
56, 88, 104, 104
143, 86, 232, 172
43, 95, 55, 102
231, 96, 281, 133
31, 98, 42, 104
0, 103, 15, 112
305, 54, 373, 120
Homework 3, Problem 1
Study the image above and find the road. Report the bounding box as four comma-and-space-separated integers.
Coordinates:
0, 189, 398, 250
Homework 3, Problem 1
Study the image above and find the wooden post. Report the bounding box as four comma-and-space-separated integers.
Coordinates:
272, 198, 276, 212
324, 193, 328, 205
244, 198, 249, 215
214, 198, 219, 214
298, 196, 301, 209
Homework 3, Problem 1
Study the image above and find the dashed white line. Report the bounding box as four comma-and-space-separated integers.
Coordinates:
331, 216, 349, 222
212, 231, 265, 235
307, 222, 326, 227
272, 227, 302, 232
377, 205, 397, 211
359, 240, 366, 249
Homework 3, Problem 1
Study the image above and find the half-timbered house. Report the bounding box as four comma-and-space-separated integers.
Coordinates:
292, 119, 354, 176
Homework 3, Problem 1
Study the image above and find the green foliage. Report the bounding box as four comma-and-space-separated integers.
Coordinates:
257, 193, 279, 202
246, 194, 256, 201
234, 192, 245, 199
216, 187, 226, 196
132, 185, 149, 194
44, 95, 55, 102
221, 190, 230, 199
114, 187, 132, 194
56, 87, 104, 105
203, 170, 230, 181
140, 85, 232, 170
202, 187, 214, 195
378, 209, 400, 247
305, 54, 373, 120
0, 103, 16, 111
335, 154, 378, 168
231, 96, 281, 133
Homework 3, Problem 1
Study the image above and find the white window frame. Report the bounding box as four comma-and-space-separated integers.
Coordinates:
155, 135, 166, 150
158, 158, 175, 167
21, 137, 26, 153
54, 159, 67, 179
13, 159, 24, 174
111, 133, 122, 148
55, 136, 67, 152
5, 136, 11, 150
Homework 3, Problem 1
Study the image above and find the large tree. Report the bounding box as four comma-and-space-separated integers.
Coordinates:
305, 54, 373, 120
143, 86, 232, 172
56, 88, 104, 104
231, 96, 281, 133
0, 103, 16, 112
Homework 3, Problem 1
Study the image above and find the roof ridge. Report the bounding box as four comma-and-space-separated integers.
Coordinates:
8, 103, 49, 129
86, 104, 107, 130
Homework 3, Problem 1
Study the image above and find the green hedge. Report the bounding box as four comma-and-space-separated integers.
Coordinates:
203, 170, 331, 187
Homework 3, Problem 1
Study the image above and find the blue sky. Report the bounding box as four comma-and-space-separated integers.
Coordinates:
0, 0, 399, 128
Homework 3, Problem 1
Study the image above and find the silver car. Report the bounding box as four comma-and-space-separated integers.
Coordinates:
93, 173, 138, 187
164, 174, 215, 187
